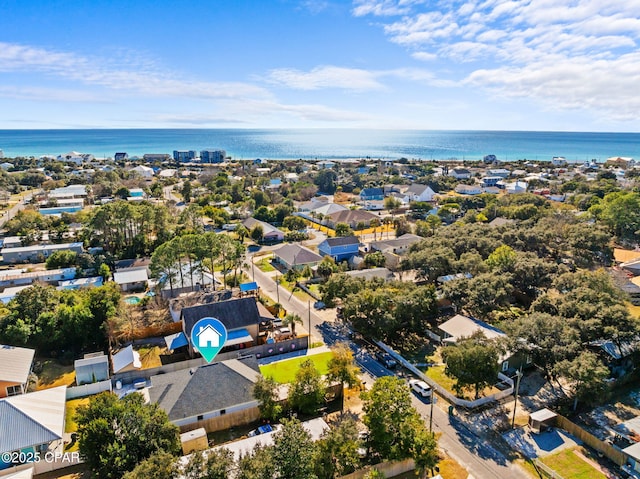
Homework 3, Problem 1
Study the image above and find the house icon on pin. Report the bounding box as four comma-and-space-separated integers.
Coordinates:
196, 324, 222, 349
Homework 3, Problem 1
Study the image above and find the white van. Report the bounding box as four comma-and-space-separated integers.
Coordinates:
409, 379, 432, 398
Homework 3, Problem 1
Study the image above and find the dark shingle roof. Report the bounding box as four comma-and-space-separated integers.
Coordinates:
327, 209, 379, 225
182, 297, 262, 338
149, 357, 259, 421
325, 236, 360, 247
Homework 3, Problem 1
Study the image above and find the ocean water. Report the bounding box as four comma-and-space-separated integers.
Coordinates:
0, 129, 638, 162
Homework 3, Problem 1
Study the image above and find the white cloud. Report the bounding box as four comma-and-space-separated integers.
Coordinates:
0, 41, 272, 101
412, 51, 437, 61
353, 1, 640, 121
352, 0, 425, 17
267, 66, 386, 90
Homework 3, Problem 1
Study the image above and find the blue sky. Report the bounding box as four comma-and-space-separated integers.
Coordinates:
1, 0, 640, 131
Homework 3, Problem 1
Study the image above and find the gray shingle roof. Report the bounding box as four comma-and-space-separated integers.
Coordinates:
182, 297, 262, 338
149, 357, 259, 421
273, 244, 322, 266
324, 236, 360, 247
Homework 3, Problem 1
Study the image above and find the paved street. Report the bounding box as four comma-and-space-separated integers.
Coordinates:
0, 190, 40, 228
318, 322, 529, 479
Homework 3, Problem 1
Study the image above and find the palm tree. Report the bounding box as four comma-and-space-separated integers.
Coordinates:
282, 313, 303, 336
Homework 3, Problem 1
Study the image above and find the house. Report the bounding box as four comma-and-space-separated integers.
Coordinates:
159, 262, 219, 299
1, 243, 84, 264
605, 156, 635, 169
404, 183, 436, 202
449, 168, 472, 179
148, 357, 262, 432
316, 160, 336, 169
0, 162, 13, 170
131, 165, 154, 178
0, 386, 67, 470
318, 236, 360, 262
196, 324, 222, 349
359, 187, 384, 201
74, 352, 110, 385
344, 268, 394, 281
437, 315, 531, 372
181, 297, 264, 356
57, 151, 94, 164
306, 202, 348, 217
205, 417, 329, 461
143, 153, 171, 162
482, 176, 503, 187
114, 152, 128, 161
454, 184, 483, 195
487, 168, 510, 178
272, 244, 322, 271
48, 185, 88, 199
325, 209, 379, 229
57, 276, 103, 290
0, 286, 32, 304
551, 156, 567, 166
111, 345, 142, 374
113, 268, 148, 292
505, 181, 528, 194
0, 345, 35, 398
159, 169, 177, 178
0, 268, 76, 288
368, 234, 422, 269
242, 218, 285, 243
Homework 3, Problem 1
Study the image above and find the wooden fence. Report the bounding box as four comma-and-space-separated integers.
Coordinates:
555, 414, 626, 467
533, 459, 566, 479
339, 459, 415, 479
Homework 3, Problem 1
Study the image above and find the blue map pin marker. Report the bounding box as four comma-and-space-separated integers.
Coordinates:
191, 317, 228, 363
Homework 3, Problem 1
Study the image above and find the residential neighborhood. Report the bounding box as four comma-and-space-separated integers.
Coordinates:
1, 152, 640, 479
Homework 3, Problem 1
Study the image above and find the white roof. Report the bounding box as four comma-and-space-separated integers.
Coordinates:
112, 345, 142, 373
1, 242, 83, 254
529, 408, 557, 423
183, 417, 329, 463
113, 268, 149, 285
0, 344, 35, 383
438, 314, 506, 342
623, 441, 640, 461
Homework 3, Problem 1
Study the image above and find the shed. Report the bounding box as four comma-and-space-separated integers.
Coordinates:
74, 353, 110, 385
180, 428, 208, 455
113, 268, 149, 292
528, 408, 557, 434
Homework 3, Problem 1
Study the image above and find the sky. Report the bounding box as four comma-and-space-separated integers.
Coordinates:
1, 0, 640, 132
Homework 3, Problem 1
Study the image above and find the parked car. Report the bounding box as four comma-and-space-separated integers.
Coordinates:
409, 379, 432, 398
275, 327, 293, 340
375, 351, 397, 369
314, 301, 326, 310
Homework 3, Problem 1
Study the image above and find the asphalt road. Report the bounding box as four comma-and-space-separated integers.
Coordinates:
0, 190, 39, 228
318, 321, 529, 479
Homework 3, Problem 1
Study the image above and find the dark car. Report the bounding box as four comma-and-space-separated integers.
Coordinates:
375, 351, 397, 369
314, 301, 326, 310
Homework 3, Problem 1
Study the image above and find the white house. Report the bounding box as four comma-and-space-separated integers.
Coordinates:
132, 165, 154, 179
449, 168, 472, 180
196, 325, 221, 349
404, 183, 436, 202
505, 181, 528, 194
455, 184, 483, 195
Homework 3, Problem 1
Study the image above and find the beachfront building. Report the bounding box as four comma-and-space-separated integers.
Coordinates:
114, 152, 128, 161
143, 153, 172, 162
200, 149, 226, 163
174, 150, 197, 162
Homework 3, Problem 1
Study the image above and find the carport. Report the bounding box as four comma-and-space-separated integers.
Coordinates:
529, 408, 558, 434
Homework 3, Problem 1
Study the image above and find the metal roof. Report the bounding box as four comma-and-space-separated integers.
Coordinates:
112, 345, 141, 373
0, 386, 66, 453
113, 268, 148, 285
0, 243, 83, 254
0, 344, 35, 384
164, 332, 189, 351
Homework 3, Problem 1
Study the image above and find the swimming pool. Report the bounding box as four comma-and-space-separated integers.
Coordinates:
124, 296, 141, 305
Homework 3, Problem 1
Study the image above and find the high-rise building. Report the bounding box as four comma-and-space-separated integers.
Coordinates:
200, 149, 226, 163
173, 150, 197, 162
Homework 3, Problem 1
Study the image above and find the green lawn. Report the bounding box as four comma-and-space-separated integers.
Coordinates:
257, 257, 275, 272
425, 365, 458, 394
259, 351, 334, 383
540, 449, 607, 479
65, 398, 90, 433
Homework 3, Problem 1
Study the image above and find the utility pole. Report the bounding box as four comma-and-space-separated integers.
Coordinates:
275, 274, 280, 304
308, 300, 312, 348
512, 369, 523, 428
429, 395, 437, 433
251, 255, 255, 281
